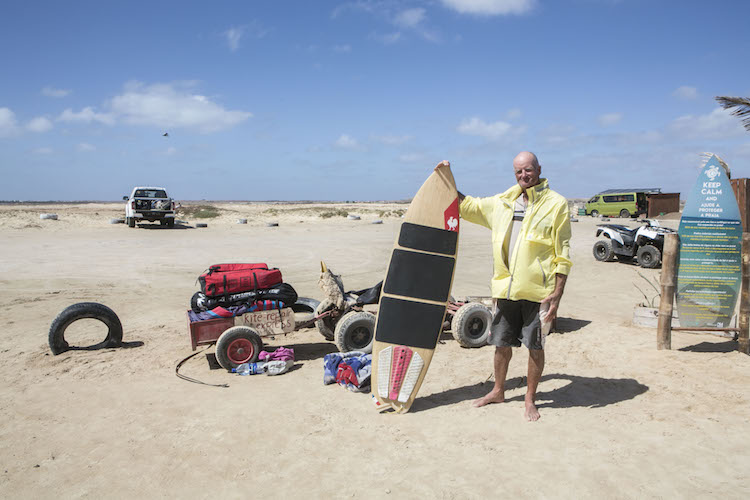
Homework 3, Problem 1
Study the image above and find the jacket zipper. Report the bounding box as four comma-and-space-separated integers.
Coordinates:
507, 196, 532, 299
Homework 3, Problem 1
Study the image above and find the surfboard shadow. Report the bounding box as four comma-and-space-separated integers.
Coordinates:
411, 373, 648, 413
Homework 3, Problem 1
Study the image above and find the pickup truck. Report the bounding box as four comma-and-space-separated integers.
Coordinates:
123, 186, 176, 228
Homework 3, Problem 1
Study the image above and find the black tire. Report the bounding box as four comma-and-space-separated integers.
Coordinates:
127, 217, 135, 228
290, 297, 320, 328
48, 302, 123, 355
215, 326, 263, 370
314, 298, 336, 341
590, 210, 599, 217
196, 223, 208, 228
451, 302, 492, 348
637, 245, 661, 268
620, 209, 631, 218
335, 311, 375, 354
190, 291, 206, 313
593, 239, 615, 262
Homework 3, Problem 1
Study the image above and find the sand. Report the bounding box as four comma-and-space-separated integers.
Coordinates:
1, 202, 749, 499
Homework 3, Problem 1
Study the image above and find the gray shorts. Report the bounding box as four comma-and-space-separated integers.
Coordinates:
489, 299, 546, 350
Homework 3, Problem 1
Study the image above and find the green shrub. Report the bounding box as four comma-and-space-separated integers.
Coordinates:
179, 205, 221, 219
320, 208, 349, 219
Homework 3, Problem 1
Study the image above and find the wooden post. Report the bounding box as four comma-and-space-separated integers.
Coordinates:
739, 233, 750, 355
657, 233, 680, 350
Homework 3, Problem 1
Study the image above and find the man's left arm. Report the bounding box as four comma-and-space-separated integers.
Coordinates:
541, 201, 572, 321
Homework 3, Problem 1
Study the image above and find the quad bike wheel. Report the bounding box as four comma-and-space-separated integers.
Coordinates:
451, 302, 492, 348
334, 311, 375, 353
593, 239, 615, 262
215, 326, 262, 370
637, 244, 661, 268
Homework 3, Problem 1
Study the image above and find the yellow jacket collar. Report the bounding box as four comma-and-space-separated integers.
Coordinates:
501, 178, 550, 203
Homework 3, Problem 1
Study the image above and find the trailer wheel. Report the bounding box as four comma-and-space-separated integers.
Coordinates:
215, 326, 262, 370
335, 311, 375, 353
451, 302, 492, 348
637, 245, 661, 268
48, 302, 123, 355
593, 239, 615, 262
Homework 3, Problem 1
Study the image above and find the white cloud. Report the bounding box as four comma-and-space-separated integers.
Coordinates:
669, 108, 746, 140
27, 116, 53, 133
42, 86, 71, 98
77, 143, 96, 152
399, 153, 425, 163
598, 112, 623, 127
440, 0, 537, 15
457, 116, 513, 139
370, 32, 402, 44
394, 8, 426, 28
109, 81, 252, 133
223, 21, 270, 51
58, 106, 116, 125
335, 134, 360, 149
372, 134, 413, 145
673, 86, 698, 100
333, 44, 352, 53
225, 27, 244, 51
0, 107, 19, 137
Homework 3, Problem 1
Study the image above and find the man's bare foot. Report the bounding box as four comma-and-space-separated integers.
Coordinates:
473, 389, 504, 408
525, 400, 541, 421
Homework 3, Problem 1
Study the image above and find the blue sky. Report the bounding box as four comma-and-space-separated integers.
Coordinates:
1, 0, 749, 201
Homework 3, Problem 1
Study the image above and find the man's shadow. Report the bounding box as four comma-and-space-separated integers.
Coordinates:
411, 373, 648, 413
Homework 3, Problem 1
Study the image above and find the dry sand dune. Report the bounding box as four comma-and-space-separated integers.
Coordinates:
0, 202, 749, 498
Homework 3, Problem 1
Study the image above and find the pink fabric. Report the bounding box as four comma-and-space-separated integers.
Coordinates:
259, 347, 295, 362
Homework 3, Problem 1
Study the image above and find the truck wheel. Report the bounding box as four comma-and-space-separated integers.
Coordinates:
620, 209, 631, 218
590, 210, 599, 217
215, 326, 262, 370
593, 239, 615, 262
127, 217, 135, 228
314, 299, 336, 340
48, 302, 123, 355
335, 311, 375, 353
637, 245, 661, 268
167, 218, 175, 228
451, 302, 492, 348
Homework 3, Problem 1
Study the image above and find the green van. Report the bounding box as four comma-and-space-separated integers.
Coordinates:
585, 190, 651, 218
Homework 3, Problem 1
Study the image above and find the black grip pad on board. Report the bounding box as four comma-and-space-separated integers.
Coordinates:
375, 296, 447, 349
383, 249, 455, 303
398, 222, 458, 256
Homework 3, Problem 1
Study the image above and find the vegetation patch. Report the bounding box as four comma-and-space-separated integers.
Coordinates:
179, 205, 222, 219
379, 209, 406, 218
320, 208, 349, 219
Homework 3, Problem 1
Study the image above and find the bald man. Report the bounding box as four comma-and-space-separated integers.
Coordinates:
443, 152, 572, 421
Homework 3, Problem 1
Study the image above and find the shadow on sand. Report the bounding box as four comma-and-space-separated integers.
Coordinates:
410, 372, 649, 413
678, 340, 738, 353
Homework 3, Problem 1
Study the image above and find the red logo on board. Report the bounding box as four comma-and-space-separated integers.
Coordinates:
444, 198, 459, 231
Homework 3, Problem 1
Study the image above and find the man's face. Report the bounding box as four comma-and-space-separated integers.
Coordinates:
514, 156, 541, 190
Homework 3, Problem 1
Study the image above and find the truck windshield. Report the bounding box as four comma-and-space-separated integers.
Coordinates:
134, 190, 167, 198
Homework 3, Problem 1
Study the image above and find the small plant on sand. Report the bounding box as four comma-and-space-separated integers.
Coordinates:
634, 271, 661, 307
320, 208, 349, 219
378, 209, 405, 218
178, 205, 221, 219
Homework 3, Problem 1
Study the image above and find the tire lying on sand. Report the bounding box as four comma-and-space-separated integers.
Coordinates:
196, 223, 208, 228
313, 298, 336, 341
290, 297, 321, 329
40, 213, 58, 220
48, 302, 123, 355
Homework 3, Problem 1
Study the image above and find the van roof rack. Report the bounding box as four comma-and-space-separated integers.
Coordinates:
598, 188, 662, 195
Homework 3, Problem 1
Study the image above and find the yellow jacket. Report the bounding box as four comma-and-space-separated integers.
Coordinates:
459, 179, 572, 302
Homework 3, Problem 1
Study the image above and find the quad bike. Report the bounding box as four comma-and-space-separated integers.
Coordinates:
316, 263, 493, 351
593, 219, 676, 268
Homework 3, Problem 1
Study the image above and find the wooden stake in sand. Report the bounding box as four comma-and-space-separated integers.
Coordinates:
657, 233, 679, 350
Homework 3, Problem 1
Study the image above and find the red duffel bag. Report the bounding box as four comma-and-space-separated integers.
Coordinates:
199, 263, 283, 298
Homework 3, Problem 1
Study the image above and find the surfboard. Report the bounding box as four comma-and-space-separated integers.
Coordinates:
371, 162, 460, 413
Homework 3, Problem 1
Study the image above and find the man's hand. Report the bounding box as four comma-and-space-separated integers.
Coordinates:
435, 160, 450, 171
540, 273, 568, 322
